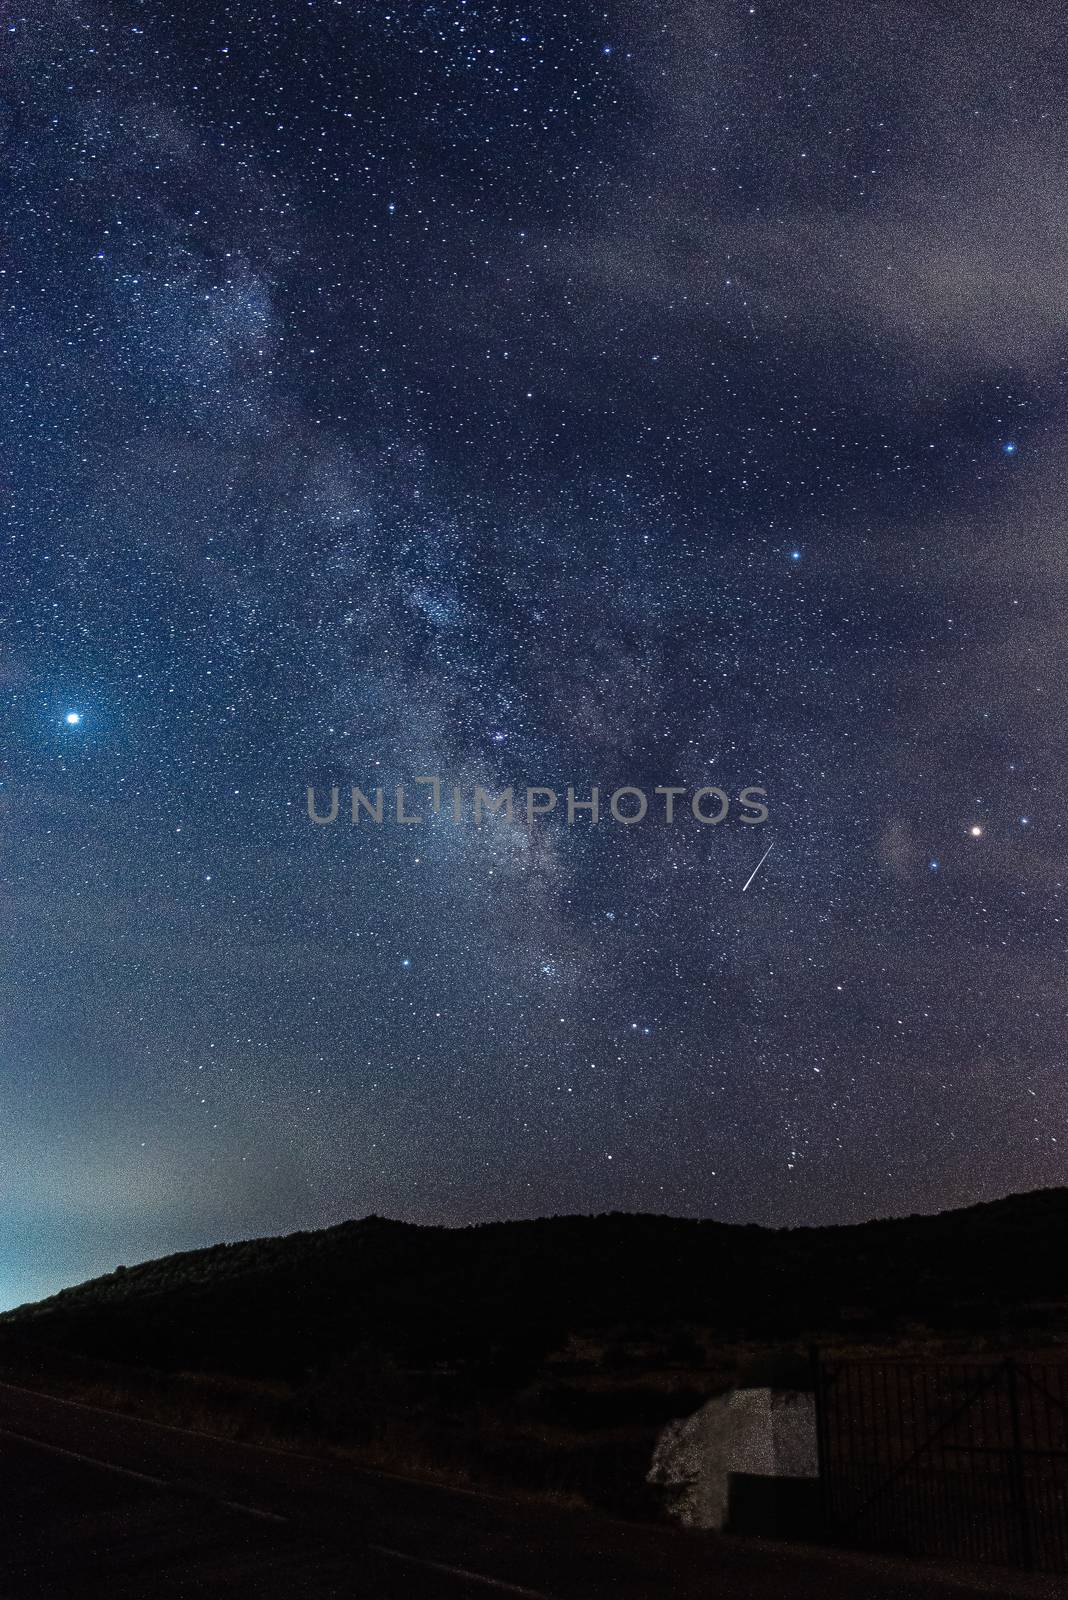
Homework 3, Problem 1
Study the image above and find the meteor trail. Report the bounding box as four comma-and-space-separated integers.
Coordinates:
742, 843, 774, 893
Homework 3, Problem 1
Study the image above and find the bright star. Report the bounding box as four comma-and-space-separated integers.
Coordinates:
65, 711, 82, 725
969, 825, 983, 837
790, 549, 801, 561
1002, 441, 1017, 455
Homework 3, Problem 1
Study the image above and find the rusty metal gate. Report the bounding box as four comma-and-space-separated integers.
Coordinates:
813, 1356, 1068, 1573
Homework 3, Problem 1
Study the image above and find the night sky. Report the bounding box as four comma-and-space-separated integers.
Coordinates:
3, 0, 1066, 1311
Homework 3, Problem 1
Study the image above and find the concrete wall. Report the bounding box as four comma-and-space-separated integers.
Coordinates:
647, 1386, 818, 1531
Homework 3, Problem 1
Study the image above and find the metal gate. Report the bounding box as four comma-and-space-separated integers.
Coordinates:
813, 1356, 1068, 1573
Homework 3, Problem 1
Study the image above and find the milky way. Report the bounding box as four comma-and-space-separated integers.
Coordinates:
2, 0, 1065, 1308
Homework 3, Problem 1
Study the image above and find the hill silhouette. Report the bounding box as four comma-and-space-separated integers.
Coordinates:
4, 1188, 1066, 1381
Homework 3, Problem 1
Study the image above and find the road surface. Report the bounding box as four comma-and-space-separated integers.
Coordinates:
0, 1380, 1060, 1598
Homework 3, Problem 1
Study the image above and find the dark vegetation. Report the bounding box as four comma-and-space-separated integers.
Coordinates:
2, 1188, 1065, 1514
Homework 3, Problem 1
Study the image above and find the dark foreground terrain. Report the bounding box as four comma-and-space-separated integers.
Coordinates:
0, 1379, 1061, 1600
2, 1190, 1066, 1510
2, 1190, 1065, 1594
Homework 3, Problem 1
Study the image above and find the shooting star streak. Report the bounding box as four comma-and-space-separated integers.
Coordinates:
742, 842, 774, 893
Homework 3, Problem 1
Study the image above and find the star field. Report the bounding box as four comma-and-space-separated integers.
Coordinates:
1, 0, 1066, 1309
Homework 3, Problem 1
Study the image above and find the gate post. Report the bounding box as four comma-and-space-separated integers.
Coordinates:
1005, 1359, 1035, 1571
809, 1344, 831, 1541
